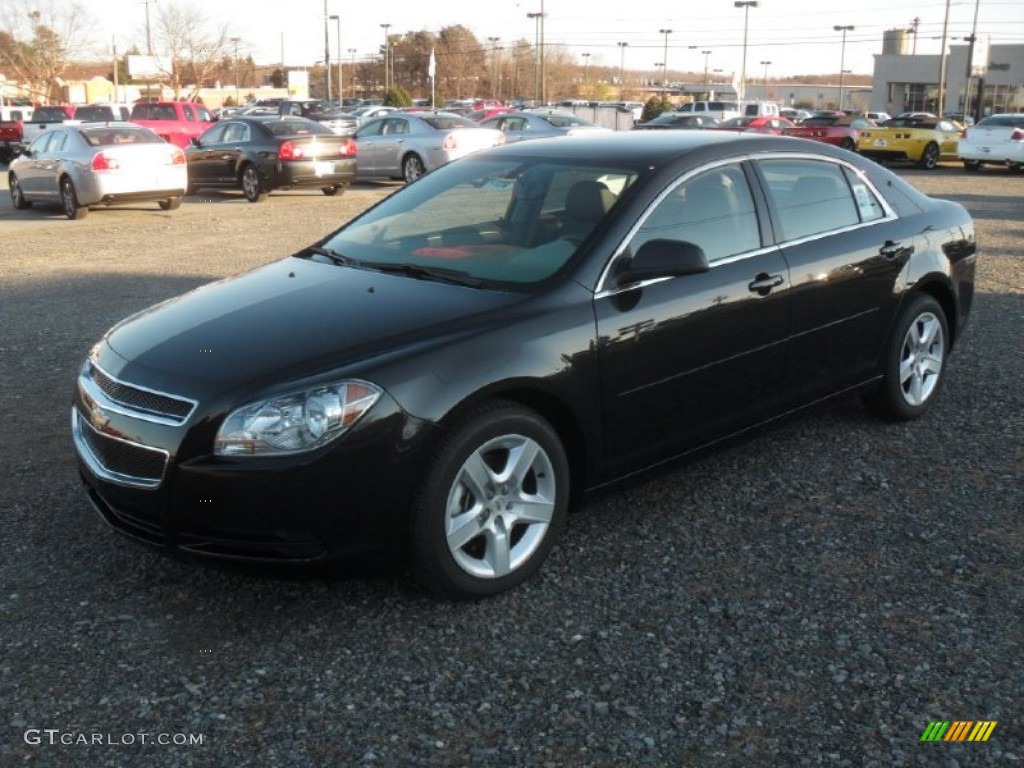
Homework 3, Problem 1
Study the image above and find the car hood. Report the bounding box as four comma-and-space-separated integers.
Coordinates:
101, 257, 524, 393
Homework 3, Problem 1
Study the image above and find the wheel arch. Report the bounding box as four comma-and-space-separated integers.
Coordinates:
911, 279, 959, 349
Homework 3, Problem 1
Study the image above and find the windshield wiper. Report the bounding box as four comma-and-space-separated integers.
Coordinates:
303, 245, 359, 267
369, 262, 484, 287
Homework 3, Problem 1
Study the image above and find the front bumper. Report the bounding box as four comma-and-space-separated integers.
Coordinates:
72, 361, 437, 564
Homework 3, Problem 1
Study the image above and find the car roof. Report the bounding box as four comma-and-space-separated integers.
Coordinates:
479, 130, 834, 164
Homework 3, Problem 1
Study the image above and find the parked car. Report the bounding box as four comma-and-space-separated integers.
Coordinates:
633, 113, 721, 130
354, 111, 505, 182
349, 105, 397, 124
466, 106, 518, 122
863, 111, 893, 124
780, 108, 813, 123
273, 100, 358, 136
711, 116, 797, 134
9, 123, 187, 219
0, 104, 32, 163
857, 115, 962, 169
957, 113, 1024, 172
478, 109, 611, 143
129, 101, 217, 148
184, 116, 356, 202
784, 114, 876, 151
72, 131, 977, 598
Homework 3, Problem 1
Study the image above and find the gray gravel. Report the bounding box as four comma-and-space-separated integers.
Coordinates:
1, 169, 1021, 767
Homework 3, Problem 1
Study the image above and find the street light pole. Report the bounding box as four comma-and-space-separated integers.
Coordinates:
833, 24, 854, 111
617, 41, 628, 101
760, 60, 771, 100
581, 52, 590, 95
323, 0, 331, 101
380, 23, 391, 94
329, 15, 341, 104
488, 36, 500, 99
527, 12, 542, 104
701, 50, 712, 90
230, 36, 240, 105
139, 0, 157, 56
734, 1, 758, 101
659, 28, 672, 94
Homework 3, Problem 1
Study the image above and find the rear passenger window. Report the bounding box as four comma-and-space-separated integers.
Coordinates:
758, 159, 860, 240
842, 167, 885, 223
634, 164, 761, 262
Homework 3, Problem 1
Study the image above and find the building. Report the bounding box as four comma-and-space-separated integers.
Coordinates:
871, 30, 1023, 118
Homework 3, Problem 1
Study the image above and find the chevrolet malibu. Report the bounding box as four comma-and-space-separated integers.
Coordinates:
73, 132, 977, 598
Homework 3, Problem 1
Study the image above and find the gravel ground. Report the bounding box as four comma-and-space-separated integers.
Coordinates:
0, 166, 1021, 767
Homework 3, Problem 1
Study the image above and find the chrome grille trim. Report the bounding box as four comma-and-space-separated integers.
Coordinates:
72, 409, 169, 489
82, 361, 197, 426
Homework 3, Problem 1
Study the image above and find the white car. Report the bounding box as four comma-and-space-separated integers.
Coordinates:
958, 113, 1024, 172
8, 123, 187, 219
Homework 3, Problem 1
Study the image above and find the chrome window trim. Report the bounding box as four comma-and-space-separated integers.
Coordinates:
83, 360, 197, 426
594, 152, 898, 296
71, 408, 169, 490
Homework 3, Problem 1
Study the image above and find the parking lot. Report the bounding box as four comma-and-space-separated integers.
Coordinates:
1, 165, 1021, 766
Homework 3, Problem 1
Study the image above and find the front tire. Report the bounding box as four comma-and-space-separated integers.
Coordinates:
9, 174, 31, 209
411, 402, 569, 598
840, 137, 856, 151
60, 176, 88, 220
402, 154, 425, 183
866, 294, 949, 421
321, 185, 343, 196
240, 164, 268, 202
918, 142, 940, 170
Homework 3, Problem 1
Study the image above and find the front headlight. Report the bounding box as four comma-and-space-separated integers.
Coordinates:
214, 380, 382, 457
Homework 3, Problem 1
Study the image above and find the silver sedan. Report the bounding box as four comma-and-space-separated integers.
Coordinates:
354, 111, 505, 183
8, 123, 188, 219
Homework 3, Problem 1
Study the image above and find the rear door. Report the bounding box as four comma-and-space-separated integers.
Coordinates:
752, 156, 908, 399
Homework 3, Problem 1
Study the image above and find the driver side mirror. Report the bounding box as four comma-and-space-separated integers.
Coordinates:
615, 239, 710, 286
189, 137, 202, 148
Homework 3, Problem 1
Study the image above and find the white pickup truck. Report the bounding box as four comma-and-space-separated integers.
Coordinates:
19, 105, 75, 146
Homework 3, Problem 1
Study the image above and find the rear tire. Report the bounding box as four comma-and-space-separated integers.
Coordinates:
410, 402, 569, 598
9, 174, 31, 209
240, 164, 268, 202
60, 176, 88, 220
865, 294, 949, 421
321, 185, 343, 196
918, 142, 940, 170
840, 137, 856, 151
1008, 162, 1022, 174
402, 154, 425, 183
962, 159, 982, 172
159, 196, 182, 210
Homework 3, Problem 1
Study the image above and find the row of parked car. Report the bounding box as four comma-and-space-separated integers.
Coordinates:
6, 99, 1024, 220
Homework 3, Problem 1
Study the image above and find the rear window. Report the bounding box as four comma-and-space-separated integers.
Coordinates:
80, 127, 162, 146
977, 114, 1024, 128
421, 115, 477, 130
264, 119, 333, 137
73, 106, 115, 122
31, 107, 70, 122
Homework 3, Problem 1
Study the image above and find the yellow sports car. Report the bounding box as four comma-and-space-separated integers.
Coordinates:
857, 115, 962, 169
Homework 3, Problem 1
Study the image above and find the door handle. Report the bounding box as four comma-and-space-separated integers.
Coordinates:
880, 240, 914, 259
748, 273, 784, 296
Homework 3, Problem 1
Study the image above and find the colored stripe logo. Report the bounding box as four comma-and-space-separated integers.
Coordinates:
921, 721, 997, 742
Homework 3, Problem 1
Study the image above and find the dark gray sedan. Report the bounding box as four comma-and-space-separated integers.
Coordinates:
479, 109, 612, 143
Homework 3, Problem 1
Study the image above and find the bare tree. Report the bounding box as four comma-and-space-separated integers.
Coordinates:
0, 0, 92, 102
150, 1, 232, 99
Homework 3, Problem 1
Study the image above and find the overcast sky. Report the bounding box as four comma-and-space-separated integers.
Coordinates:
87, 0, 1024, 78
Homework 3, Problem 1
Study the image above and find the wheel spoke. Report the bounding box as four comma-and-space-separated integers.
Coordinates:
483, 525, 512, 577
501, 438, 541, 487
908, 371, 924, 404
508, 494, 555, 526
446, 510, 485, 551
919, 317, 940, 348
920, 353, 943, 377
899, 354, 915, 387
458, 450, 495, 502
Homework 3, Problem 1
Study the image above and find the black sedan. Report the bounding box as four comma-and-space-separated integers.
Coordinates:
184, 116, 356, 202
634, 113, 721, 130
73, 132, 976, 598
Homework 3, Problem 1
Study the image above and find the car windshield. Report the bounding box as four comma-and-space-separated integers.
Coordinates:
316, 155, 642, 287
79, 126, 162, 146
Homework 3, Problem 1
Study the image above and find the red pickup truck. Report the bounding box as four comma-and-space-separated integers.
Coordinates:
129, 101, 216, 147
0, 104, 34, 164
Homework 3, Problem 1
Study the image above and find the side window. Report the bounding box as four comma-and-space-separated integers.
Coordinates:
30, 132, 53, 153
842, 167, 885, 223
200, 123, 229, 144
183, 104, 196, 122
48, 131, 68, 152
633, 164, 761, 263
758, 159, 860, 240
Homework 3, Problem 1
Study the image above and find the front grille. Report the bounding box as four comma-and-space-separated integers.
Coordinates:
73, 410, 168, 488
89, 362, 195, 424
